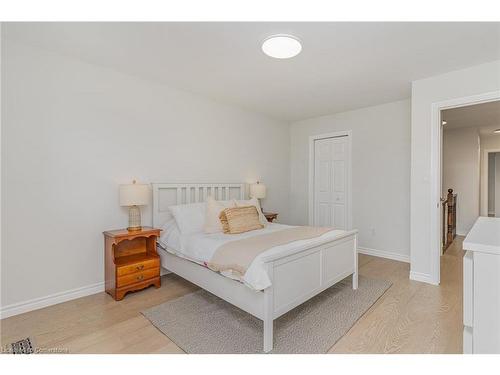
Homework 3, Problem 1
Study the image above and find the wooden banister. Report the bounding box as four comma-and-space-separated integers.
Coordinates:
442, 188, 457, 252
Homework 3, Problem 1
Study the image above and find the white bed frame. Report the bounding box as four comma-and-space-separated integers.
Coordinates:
152, 182, 358, 353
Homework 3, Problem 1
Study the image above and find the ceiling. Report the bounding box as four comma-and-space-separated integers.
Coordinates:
4, 22, 500, 122
442, 100, 500, 136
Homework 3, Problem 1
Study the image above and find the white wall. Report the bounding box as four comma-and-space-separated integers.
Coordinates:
410, 60, 500, 284
442, 127, 480, 235
1, 40, 290, 311
480, 134, 500, 216
290, 99, 411, 261
496, 153, 500, 216
488, 153, 496, 215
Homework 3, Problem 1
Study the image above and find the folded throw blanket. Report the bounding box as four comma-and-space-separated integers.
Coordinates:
207, 226, 334, 277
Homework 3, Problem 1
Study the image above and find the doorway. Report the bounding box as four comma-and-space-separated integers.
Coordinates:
434, 98, 500, 282
308, 131, 352, 230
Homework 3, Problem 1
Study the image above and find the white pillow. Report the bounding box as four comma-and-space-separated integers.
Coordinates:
235, 197, 267, 226
159, 218, 182, 252
168, 202, 206, 235
204, 196, 236, 233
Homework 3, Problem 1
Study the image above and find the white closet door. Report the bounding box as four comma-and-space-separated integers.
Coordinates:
313, 136, 348, 229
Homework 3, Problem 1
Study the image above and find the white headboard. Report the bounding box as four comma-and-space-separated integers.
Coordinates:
152, 183, 246, 228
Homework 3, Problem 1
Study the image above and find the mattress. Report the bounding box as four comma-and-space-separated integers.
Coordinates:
158, 221, 346, 290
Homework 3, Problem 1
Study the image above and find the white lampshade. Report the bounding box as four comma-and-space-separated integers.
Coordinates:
250, 182, 267, 199
119, 182, 150, 206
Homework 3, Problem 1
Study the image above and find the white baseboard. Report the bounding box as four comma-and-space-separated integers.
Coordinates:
358, 246, 410, 263
0, 281, 105, 319
409, 271, 438, 285
160, 267, 171, 276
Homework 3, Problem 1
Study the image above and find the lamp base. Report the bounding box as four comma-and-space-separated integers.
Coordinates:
128, 205, 142, 232
127, 226, 142, 232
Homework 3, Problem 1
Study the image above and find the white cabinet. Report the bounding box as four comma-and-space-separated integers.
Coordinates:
462, 217, 500, 354
463, 250, 473, 328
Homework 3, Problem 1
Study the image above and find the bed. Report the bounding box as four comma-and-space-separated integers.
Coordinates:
152, 182, 358, 353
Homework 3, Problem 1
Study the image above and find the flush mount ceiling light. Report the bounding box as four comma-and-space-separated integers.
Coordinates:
442, 120, 447, 125
262, 34, 302, 59
494, 129, 500, 134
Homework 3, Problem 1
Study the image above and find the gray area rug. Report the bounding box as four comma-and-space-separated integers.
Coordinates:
142, 276, 391, 354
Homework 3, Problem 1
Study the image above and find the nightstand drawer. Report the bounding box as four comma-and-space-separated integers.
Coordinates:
117, 257, 159, 277
117, 268, 159, 287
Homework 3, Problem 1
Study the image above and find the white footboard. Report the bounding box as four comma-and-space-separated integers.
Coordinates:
262, 231, 358, 352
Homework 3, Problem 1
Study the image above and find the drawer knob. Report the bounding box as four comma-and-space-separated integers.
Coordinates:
136, 265, 144, 271
136, 274, 144, 281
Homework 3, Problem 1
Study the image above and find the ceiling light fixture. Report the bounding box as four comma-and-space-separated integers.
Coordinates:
262, 34, 302, 59
494, 129, 500, 134
442, 121, 447, 125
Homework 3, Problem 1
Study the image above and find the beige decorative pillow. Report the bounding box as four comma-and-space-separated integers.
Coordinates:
219, 206, 264, 234
235, 197, 268, 226
219, 211, 230, 234
204, 196, 236, 233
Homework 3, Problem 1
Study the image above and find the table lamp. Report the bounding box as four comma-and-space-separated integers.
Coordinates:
119, 180, 150, 231
250, 181, 267, 210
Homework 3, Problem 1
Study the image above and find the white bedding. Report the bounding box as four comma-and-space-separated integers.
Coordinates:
158, 221, 346, 290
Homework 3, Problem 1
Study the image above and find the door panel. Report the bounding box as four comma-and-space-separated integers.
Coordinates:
333, 160, 345, 192
332, 141, 345, 160
318, 203, 331, 227
318, 161, 330, 191
314, 138, 332, 226
314, 136, 348, 229
333, 204, 346, 228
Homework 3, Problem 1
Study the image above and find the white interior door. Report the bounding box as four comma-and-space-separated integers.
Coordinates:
313, 136, 348, 229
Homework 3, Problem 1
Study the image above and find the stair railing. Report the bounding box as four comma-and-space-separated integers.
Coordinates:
442, 188, 457, 252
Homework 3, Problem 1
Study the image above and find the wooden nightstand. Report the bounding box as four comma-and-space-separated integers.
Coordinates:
263, 212, 278, 223
103, 227, 161, 301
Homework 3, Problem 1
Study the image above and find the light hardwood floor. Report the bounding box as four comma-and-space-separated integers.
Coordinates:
1, 239, 464, 354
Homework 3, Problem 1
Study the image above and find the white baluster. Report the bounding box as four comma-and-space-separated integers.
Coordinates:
195, 186, 200, 202
176, 188, 182, 204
